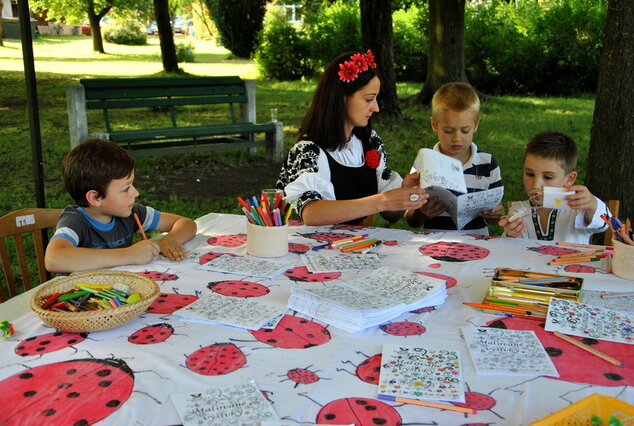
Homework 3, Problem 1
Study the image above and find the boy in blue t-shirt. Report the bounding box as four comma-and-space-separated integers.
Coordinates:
45, 139, 197, 273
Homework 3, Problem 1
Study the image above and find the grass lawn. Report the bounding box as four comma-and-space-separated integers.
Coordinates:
0, 35, 596, 293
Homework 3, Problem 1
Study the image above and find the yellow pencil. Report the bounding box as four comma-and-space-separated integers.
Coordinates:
283, 203, 293, 224
553, 331, 623, 367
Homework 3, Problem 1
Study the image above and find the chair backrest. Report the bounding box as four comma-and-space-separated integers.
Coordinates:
0, 208, 63, 302
604, 200, 621, 246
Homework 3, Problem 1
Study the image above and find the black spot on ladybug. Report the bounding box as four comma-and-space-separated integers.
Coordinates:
581, 338, 599, 345
19, 373, 33, 379
365, 405, 377, 411
373, 419, 387, 425
545, 347, 563, 357
43, 409, 56, 416
99, 380, 112, 387
66, 368, 77, 375
604, 372, 624, 381
57, 383, 72, 389
355, 399, 368, 405
75, 420, 89, 426
67, 392, 80, 398
96, 369, 111, 377
325, 413, 336, 420
487, 320, 508, 329
24, 390, 36, 397
106, 400, 121, 407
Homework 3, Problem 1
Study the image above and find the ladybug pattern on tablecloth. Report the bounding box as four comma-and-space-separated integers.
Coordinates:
339, 352, 382, 384
467, 233, 498, 240
280, 365, 329, 388
0, 358, 134, 425
128, 323, 174, 344
414, 271, 458, 289
298, 231, 356, 243
284, 266, 341, 283
145, 292, 199, 314
451, 387, 503, 419
329, 224, 368, 231
288, 243, 310, 254
185, 343, 247, 376
419, 241, 490, 262
383, 240, 398, 246
137, 270, 179, 283
199, 251, 239, 265
207, 234, 247, 247
486, 317, 634, 386
249, 315, 331, 349
560, 264, 604, 274
208, 280, 270, 298
380, 321, 426, 337
528, 245, 579, 256
15, 331, 88, 357
315, 397, 402, 426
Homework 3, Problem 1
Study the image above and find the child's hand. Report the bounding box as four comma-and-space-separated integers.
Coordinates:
499, 215, 526, 238
418, 197, 445, 219
159, 234, 187, 261
129, 240, 160, 264
480, 202, 504, 224
402, 172, 420, 189
565, 185, 597, 212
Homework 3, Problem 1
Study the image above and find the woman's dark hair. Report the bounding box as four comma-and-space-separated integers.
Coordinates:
298, 51, 379, 150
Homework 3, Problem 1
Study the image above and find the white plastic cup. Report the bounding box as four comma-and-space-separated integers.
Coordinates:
612, 239, 634, 280
247, 221, 288, 257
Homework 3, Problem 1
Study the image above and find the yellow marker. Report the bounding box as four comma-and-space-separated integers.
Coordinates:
284, 204, 294, 224
75, 283, 111, 289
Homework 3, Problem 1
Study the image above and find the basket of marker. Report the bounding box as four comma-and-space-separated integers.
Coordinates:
30, 270, 159, 332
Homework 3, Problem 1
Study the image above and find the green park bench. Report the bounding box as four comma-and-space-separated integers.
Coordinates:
66, 76, 283, 159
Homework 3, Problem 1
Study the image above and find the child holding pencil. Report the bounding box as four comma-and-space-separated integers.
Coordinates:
500, 131, 610, 244
45, 139, 197, 273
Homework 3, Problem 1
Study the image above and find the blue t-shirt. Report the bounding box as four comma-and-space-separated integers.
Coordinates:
51, 204, 160, 249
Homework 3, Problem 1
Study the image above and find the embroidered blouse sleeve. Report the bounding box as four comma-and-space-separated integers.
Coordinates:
276, 140, 336, 217
370, 131, 403, 193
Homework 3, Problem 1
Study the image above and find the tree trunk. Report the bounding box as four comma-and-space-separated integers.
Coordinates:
410, 0, 467, 105
87, 7, 109, 53
154, 0, 180, 73
586, 0, 634, 219
0, 0, 4, 47
360, 0, 401, 118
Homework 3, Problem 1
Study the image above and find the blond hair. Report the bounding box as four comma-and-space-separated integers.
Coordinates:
431, 82, 480, 124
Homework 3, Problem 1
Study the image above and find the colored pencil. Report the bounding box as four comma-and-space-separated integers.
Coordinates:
340, 239, 379, 253
284, 203, 293, 224
555, 241, 613, 250
463, 302, 546, 317
547, 257, 601, 265
133, 213, 148, 240
553, 331, 623, 367
600, 292, 634, 299
237, 196, 251, 211
377, 395, 477, 414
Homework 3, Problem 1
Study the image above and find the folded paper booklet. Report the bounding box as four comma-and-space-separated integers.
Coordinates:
412, 148, 504, 229
288, 266, 447, 333
542, 186, 575, 209
300, 252, 381, 273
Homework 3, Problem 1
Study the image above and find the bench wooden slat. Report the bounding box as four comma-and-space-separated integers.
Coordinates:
109, 123, 277, 142
86, 95, 249, 110
80, 76, 244, 89
84, 85, 247, 100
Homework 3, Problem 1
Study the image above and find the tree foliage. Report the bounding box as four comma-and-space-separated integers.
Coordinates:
205, 0, 267, 58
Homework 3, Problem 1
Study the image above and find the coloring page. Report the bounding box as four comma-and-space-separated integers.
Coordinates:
198, 254, 289, 279
378, 344, 465, 403
292, 285, 399, 313
462, 326, 559, 377
545, 297, 634, 344
542, 186, 575, 210
581, 290, 634, 314
301, 252, 381, 273
173, 293, 286, 330
413, 148, 467, 194
425, 186, 504, 230
171, 380, 278, 426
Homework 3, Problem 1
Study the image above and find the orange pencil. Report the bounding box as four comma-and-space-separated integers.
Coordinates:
555, 241, 614, 250
547, 257, 601, 265
378, 395, 476, 414
133, 213, 148, 240
553, 331, 623, 367
463, 302, 546, 317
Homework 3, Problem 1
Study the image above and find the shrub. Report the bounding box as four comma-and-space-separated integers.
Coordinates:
255, 10, 311, 80
392, 5, 428, 82
103, 21, 147, 46
205, 0, 267, 58
176, 42, 195, 63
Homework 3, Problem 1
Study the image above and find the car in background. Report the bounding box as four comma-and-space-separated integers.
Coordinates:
79, 17, 113, 36
146, 21, 158, 35
173, 17, 192, 34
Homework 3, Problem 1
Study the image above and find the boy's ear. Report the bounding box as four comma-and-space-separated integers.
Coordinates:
85, 190, 102, 207
473, 116, 481, 132
430, 117, 438, 132
565, 171, 577, 186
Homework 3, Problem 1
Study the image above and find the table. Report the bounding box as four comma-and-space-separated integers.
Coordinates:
1, 213, 633, 425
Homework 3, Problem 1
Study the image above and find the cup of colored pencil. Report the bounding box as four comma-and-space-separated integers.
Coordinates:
237, 192, 293, 227
612, 238, 634, 280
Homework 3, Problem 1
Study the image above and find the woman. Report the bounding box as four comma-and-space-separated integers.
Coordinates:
276, 50, 427, 225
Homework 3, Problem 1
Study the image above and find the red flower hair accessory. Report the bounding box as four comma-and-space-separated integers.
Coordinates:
338, 50, 377, 83
365, 149, 381, 169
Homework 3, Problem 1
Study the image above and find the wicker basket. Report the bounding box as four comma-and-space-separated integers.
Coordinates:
30, 271, 160, 333
530, 394, 634, 425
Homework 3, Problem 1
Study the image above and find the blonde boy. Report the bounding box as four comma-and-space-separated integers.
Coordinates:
405, 82, 504, 234
501, 131, 609, 243
45, 139, 197, 273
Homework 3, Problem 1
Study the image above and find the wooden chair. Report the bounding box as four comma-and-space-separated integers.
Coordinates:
604, 200, 621, 246
0, 208, 62, 302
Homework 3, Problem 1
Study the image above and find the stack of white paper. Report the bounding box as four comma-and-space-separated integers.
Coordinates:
288, 267, 447, 333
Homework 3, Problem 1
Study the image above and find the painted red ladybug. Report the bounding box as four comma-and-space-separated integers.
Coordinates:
316, 397, 401, 425
284, 266, 341, 283
486, 317, 634, 386
128, 323, 174, 344
250, 315, 331, 349
452, 391, 498, 411
207, 234, 247, 247
0, 358, 134, 425
563, 264, 598, 273
199, 251, 239, 265
15, 331, 87, 357
528, 245, 579, 256
137, 270, 178, 282
419, 241, 490, 262
145, 293, 199, 314
330, 224, 367, 231
207, 280, 270, 298
383, 240, 398, 246
288, 243, 310, 254
467, 233, 498, 240
185, 343, 246, 376
285, 367, 321, 387
380, 321, 426, 336
414, 271, 458, 289
356, 353, 382, 384
299, 231, 355, 243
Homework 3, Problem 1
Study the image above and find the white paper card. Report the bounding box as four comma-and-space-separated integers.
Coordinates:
171, 380, 278, 426
413, 148, 467, 194
462, 326, 559, 377
542, 186, 575, 210
425, 186, 504, 230
199, 254, 289, 279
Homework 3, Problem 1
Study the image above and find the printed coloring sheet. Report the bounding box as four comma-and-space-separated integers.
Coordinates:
300, 252, 382, 273
413, 148, 467, 194
545, 297, 634, 344
425, 186, 504, 230
171, 380, 279, 426
198, 254, 289, 279
581, 290, 634, 314
462, 326, 559, 377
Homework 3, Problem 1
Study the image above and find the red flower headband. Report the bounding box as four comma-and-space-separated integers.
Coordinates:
338, 50, 377, 83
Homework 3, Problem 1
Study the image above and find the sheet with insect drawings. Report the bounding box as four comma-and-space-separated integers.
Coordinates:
171, 380, 279, 426
413, 148, 468, 193
378, 344, 465, 403
581, 290, 634, 314
300, 252, 382, 273
545, 297, 634, 344
172, 293, 286, 330
462, 326, 559, 377
425, 186, 504, 230
198, 254, 290, 279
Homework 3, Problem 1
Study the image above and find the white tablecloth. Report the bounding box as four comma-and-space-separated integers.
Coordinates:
1, 213, 633, 425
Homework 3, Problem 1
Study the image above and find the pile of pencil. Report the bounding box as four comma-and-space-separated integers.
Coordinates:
238, 193, 293, 227
547, 242, 614, 265
312, 235, 382, 254
601, 214, 633, 245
